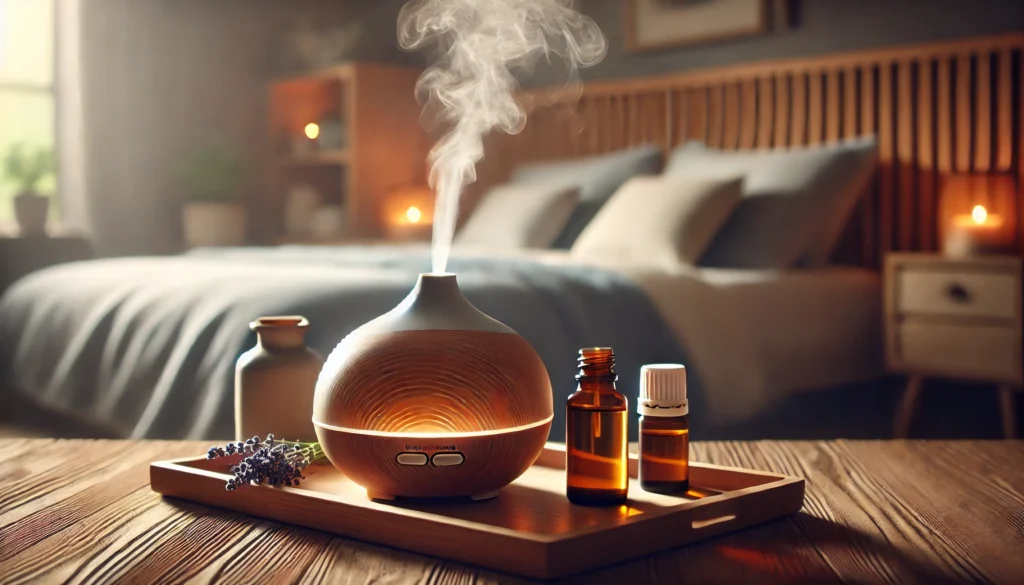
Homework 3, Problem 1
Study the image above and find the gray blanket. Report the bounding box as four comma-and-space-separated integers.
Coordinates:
0, 246, 687, 440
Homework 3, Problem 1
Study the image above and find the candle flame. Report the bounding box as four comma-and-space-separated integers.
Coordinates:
406, 206, 423, 224
304, 123, 320, 140
972, 205, 988, 225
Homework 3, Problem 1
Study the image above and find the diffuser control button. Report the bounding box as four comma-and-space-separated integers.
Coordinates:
431, 453, 465, 467
396, 453, 428, 466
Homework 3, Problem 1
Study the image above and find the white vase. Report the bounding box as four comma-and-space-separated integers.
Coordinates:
183, 202, 246, 248
236, 316, 324, 443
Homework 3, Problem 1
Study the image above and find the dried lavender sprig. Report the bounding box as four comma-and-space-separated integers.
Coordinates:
205, 434, 326, 491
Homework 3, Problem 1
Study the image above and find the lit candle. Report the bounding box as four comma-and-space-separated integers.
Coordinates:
291, 122, 320, 155
945, 205, 1007, 256
406, 206, 422, 224
304, 123, 320, 140
384, 186, 434, 241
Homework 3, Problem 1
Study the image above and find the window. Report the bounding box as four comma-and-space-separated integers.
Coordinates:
0, 0, 55, 225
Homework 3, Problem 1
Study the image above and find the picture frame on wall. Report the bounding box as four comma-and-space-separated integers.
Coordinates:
625, 0, 769, 52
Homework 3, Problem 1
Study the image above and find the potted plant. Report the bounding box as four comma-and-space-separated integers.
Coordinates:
178, 146, 247, 248
3, 143, 56, 236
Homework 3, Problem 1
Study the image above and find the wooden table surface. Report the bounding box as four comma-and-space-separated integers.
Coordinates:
1, 439, 1021, 584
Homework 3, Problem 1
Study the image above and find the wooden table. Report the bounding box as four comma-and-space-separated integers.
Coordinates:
1, 440, 1021, 584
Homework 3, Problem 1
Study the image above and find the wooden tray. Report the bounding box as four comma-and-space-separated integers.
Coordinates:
150, 443, 804, 580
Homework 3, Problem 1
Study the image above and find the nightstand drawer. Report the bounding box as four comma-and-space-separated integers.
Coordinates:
897, 322, 1020, 381
896, 270, 1017, 319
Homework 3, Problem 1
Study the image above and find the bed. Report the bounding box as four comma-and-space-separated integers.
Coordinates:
0, 243, 881, 440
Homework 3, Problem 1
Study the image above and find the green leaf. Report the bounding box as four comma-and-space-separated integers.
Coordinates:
2, 143, 56, 194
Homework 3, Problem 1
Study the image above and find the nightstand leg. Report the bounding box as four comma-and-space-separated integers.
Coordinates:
894, 375, 924, 439
997, 385, 1017, 439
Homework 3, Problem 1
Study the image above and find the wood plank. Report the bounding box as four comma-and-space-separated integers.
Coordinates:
708, 84, 725, 147
996, 49, 1013, 171
791, 73, 808, 146
757, 76, 774, 149
860, 65, 878, 264
826, 69, 841, 143
740, 79, 758, 149
974, 52, 992, 171
723, 81, 741, 149
937, 57, 954, 173
808, 72, 823, 145
879, 62, 895, 256
774, 74, 790, 147
3, 440, 1024, 584
614, 94, 627, 150
587, 97, 601, 154
688, 87, 709, 144
674, 89, 688, 146
897, 60, 916, 251
956, 53, 973, 171
628, 92, 641, 145
843, 67, 858, 139
598, 95, 613, 152
918, 59, 937, 251
1020, 52, 1024, 258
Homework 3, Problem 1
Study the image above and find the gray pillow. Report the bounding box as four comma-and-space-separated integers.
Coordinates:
664, 139, 877, 268
510, 144, 663, 248
455, 183, 580, 249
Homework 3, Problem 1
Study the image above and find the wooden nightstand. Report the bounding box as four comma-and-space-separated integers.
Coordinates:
884, 253, 1021, 438
0, 235, 93, 296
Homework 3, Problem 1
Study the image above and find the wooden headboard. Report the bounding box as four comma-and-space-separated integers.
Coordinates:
474, 33, 1024, 268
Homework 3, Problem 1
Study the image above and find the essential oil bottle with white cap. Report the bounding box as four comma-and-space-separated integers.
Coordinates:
637, 364, 690, 493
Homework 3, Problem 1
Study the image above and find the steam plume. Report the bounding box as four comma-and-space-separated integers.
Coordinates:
398, 0, 606, 273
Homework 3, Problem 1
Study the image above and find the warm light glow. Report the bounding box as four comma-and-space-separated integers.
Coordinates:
972, 205, 988, 224
304, 123, 320, 140
406, 205, 423, 224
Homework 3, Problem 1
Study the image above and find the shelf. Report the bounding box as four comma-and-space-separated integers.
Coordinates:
276, 150, 350, 167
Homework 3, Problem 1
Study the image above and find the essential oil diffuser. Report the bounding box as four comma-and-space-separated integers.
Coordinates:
313, 273, 553, 500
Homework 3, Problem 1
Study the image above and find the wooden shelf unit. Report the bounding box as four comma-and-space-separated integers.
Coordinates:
267, 62, 428, 240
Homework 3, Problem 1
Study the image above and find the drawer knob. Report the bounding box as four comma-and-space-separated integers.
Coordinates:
946, 282, 971, 303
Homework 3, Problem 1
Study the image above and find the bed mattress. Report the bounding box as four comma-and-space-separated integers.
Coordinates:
0, 244, 882, 438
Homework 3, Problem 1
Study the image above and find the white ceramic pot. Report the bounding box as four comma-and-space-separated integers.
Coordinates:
183, 202, 246, 248
236, 316, 324, 443
14, 192, 49, 236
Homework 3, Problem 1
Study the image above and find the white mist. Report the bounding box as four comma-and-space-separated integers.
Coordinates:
398, 0, 606, 274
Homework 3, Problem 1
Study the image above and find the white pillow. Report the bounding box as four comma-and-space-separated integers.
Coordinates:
455, 183, 581, 248
571, 176, 744, 267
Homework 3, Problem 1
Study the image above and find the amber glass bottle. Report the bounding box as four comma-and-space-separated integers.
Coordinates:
566, 347, 628, 506
638, 364, 690, 493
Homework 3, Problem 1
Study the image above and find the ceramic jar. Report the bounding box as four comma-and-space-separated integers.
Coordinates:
235, 316, 323, 442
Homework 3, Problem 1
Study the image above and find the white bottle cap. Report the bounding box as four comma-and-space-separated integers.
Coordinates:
637, 364, 688, 417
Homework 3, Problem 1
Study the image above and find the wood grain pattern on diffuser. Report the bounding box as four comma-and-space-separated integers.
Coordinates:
3, 439, 1023, 582
312, 327, 553, 498
314, 329, 553, 433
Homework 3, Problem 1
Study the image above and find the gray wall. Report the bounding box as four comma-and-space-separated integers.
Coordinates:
339, 0, 1024, 82
579, 0, 1024, 82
